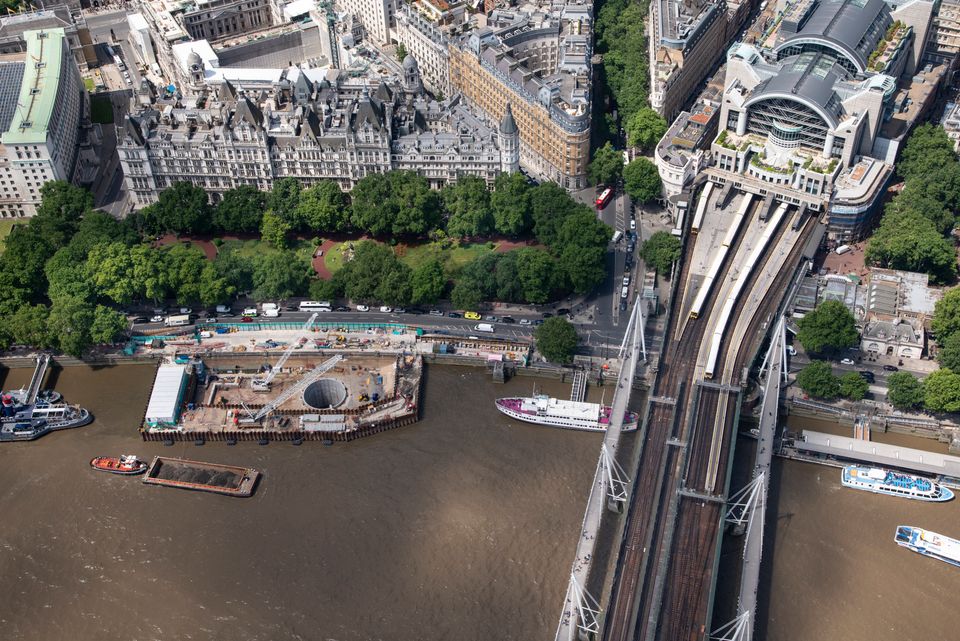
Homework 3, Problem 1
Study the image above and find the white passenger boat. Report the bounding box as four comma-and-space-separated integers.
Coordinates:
841, 466, 953, 502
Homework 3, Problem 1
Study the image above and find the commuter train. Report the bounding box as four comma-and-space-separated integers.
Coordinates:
690, 181, 714, 235
688, 193, 755, 320
704, 202, 790, 379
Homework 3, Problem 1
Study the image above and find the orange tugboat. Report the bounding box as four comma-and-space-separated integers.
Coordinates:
90, 455, 148, 475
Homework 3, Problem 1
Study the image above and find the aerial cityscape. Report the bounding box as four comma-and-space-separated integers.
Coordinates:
1, 0, 960, 638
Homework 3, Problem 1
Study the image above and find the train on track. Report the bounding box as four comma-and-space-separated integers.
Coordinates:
689, 192, 754, 320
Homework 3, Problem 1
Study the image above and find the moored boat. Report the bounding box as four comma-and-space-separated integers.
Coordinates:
90, 455, 148, 475
841, 465, 954, 502
495, 395, 639, 433
895, 525, 960, 567
1, 393, 92, 442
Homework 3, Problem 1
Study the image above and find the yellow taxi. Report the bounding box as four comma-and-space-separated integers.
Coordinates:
464, 311, 482, 320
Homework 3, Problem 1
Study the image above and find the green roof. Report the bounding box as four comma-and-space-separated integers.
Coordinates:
2, 28, 66, 145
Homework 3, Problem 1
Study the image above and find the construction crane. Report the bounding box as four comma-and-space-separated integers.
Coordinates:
240, 354, 344, 424
252, 313, 319, 392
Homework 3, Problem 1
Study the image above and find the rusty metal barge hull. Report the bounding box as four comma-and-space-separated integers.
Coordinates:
142, 456, 259, 497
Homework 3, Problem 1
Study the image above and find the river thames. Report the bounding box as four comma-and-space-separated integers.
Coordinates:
2, 363, 958, 641
0, 362, 604, 641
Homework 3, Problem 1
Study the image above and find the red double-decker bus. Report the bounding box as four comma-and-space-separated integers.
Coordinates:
596, 188, 613, 209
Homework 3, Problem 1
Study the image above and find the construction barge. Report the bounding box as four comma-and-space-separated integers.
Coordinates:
142, 456, 259, 497
139, 350, 423, 444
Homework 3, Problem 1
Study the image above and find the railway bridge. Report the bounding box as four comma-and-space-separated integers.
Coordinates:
555, 185, 825, 641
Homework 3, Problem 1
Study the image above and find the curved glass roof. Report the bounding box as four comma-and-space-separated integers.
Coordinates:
744, 53, 846, 128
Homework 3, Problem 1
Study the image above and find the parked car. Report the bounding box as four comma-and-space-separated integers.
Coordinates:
859, 371, 875, 383
630, 219, 637, 231
464, 311, 481, 320
484, 315, 498, 322
448, 312, 462, 318
541, 312, 553, 318
883, 364, 899, 372
620, 300, 628, 311
335, 305, 351, 312
840, 358, 855, 365
379, 306, 393, 313
150, 315, 164, 323
408, 308, 425, 315
622, 275, 631, 286
786, 345, 796, 356
429, 309, 444, 316
501, 316, 516, 324
532, 319, 544, 326
393, 307, 406, 314
356, 305, 370, 312
129, 316, 148, 324
556, 308, 571, 315
179, 307, 193, 315
242, 307, 258, 317
519, 319, 532, 326
241, 316, 253, 323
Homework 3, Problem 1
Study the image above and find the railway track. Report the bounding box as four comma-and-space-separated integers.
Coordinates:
603, 195, 759, 641
651, 212, 818, 641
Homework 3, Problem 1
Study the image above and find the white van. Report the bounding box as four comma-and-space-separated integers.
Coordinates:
262, 303, 280, 317
835, 245, 852, 255
215, 304, 232, 314
165, 314, 191, 327
612, 230, 623, 243
242, 307, 258, 317
621, 286, 629, 299
474, 323, 495, 333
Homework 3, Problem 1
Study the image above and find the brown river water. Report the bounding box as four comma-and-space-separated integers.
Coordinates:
0, 363, 604, 641
3, 362, 958, 641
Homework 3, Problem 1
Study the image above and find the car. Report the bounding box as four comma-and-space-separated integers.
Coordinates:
556, 308, 571, 315
786, 345, 796, 356
627, 242, 636, 253
464, 311, 482, 320
429, 309, 444, 316
883, 364, 900, 372
179, 307, 193, 315
129, 316, 148, 324
484, 315, 498, 322
356, 305, 370, 312
152, 308, 166, 316
204, 316, 217, 323
501, 316, 516, 324
379, 306, 393, 313
242, 307, 258, 317
335, 305, 351, 312
408, 308, 425, 315
241, 316, 253, 323
620, 300, 628, 311
625, 256, 634, 268
532, 319, 544, 326
285, 304, 299, 312
393, 307, 406, 314
840, 358, 855, 365
215, 304, 232, 314
448, 312, 462, 318
519, 318, 532, 326
630, 219, 637, 231
150, 315, 164, 323
541, 312, 553, 318
859, 370, 875, 383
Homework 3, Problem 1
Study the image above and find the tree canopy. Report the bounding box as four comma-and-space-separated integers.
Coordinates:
443, 176, 494, 238
252, 251, 310, 300
797, 361, 841, 400
838, 371, 869, 401
295, 180, 350, 232
923, 368, 960, 413
641, 231, 680, 275
588, 142, 623, 186
932, 287, 960, 342
334, 241, 413, 305
623, 157, 662, 204
149, 181, 211, 235
937, 332, 960, 371
625, 107, 667, 151
490, 172, 531, 236
213, 185, 266, 233
535, 316, 579, 364
887, 372, 924, 410
796, 300, 859, 354
350, 171, 442, 237
595, 0, 649, 129
898, 123, 958, 181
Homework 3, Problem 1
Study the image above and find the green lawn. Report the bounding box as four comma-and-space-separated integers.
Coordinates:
323, 239, 499, 275
218, 238, 314, 263
83, 77, 95, 92
0, 218, 19, 254
90, 95, 114, 124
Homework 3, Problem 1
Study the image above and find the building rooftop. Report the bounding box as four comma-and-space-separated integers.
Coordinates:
3, 28, 65, 145
862, 317, 923, 345
656, 100, 717, 168
774, 0, 889, 73
0, 61, 25, 134
868, 268, 942, 318
747, 52, 847, 127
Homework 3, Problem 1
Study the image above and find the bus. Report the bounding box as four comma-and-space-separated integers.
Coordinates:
596, 188, 613, 209
299, 300, 332, 311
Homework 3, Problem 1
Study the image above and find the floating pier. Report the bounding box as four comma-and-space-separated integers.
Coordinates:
142, 456, 260, 497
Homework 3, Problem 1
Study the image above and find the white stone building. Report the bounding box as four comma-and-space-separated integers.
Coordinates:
0, 28, 88, 218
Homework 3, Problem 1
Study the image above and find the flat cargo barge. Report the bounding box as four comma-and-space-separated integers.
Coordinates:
142, 456, 259, 497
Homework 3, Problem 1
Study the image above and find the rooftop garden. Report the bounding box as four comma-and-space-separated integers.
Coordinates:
868, 20, 909, 72
750, 152, 793, 174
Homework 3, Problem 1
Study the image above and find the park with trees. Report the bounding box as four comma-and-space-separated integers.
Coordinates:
0, 170, 614, 354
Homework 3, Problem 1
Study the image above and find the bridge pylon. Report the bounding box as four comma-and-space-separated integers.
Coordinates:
564, 571, 601, 641
600, 443, 631, 513
724, 471, 765, 539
